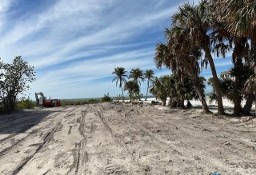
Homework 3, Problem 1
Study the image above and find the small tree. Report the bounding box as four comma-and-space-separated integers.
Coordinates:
0, 56, 36, 112
150, 76, 170, 106
124, 81, 139, 103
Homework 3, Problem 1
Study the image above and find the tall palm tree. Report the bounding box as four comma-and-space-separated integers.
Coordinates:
144, 69, 154, 101
129, 68, 144, 85
170, 1, 225, 114
212, 0, 256, 53
154, 27, 210, 112
169, 25, 211, 112
210, 0, 256, 115
154, 42, 185, 107
112, 67, 128, 101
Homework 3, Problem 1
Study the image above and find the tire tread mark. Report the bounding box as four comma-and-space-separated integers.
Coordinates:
11, 122, 62, 175
0, 107, 76, 157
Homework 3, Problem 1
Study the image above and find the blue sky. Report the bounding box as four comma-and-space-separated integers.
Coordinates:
0, 0, 232, 99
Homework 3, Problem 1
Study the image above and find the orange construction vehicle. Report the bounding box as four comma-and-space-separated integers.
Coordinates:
35, 92, 61, 107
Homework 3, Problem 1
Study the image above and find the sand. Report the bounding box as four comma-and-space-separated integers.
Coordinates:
0, 102, 255, 175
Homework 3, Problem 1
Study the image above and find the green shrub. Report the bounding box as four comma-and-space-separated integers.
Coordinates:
16, 97, 35, 109
101, 94, 112, 102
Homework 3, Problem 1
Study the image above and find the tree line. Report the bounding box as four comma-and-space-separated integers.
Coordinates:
112, 67, 203, 107
113, 0, 256, 116
112, 67, 154, 102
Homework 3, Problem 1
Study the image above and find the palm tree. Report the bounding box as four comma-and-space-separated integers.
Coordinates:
210, 0, 256, 115
150, 76, 169, 106
144, 69, 154, 101
124, 80, 140, 102
170, 1, 225, 114
112, 67, 128, 101
169, 25, 211, 112
211, 0, 256, 55
155, 43, 175, 70
154, 27, 210, 112
129, 68, 144, 86
154, 43, 185, 107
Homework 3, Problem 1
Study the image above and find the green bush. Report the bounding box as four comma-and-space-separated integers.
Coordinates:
101, 94, 112, 102
16, 97, 35, 109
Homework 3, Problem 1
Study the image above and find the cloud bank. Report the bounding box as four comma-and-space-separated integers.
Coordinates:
0, 0, 230, 99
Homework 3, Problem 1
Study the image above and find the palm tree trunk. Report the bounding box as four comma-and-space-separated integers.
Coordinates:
179, 98, 185, 108
233, 54, 243, 116
233, 38, 246, 116
162, 97, 167, 106
243, 94, 254, 115
145, 81, 149, 101
251, 31, 256, 116
204, 46, 225, 115
233, 62, 243, 116
121, 87, 124, 102
193, 81, 210, 113
233, 97, 242, 116
251, 30, 256, 63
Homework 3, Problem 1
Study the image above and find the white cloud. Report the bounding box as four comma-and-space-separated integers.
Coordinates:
1, 0, 205, 99
0, 0, 14, 31
1, 0, 182, 66
0, 0, 13, 13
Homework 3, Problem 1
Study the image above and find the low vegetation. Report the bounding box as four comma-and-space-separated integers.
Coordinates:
60, 98, 100, 106
16, 97, 36, 109
101, 93, 112, 102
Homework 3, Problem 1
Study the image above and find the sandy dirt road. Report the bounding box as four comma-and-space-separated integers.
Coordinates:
0, 103, 256, 175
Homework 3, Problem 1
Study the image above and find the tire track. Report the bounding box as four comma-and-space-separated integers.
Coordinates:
116, 107, 181, 153
97, 111, 132, 155
0, 107, 74, 143
139, 106, 256, 162
119, 104, 239, 172
0, 108, 76, 156
67, 107, 88, 175
105, 104, 228, 173
0, 111, 57, 142
76, 109, 89, 174
95, 108, 149, 174
13, 106, 79, 175
12, 122, 62, 175
96, 104, 183, 174
97, 105, 170, 174
0, 112, 60, 157
0, 107, 78, 175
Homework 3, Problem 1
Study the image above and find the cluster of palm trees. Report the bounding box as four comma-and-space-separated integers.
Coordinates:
154, 0, 256, 115
150, 74, 204, 107
112, 67, 154, 101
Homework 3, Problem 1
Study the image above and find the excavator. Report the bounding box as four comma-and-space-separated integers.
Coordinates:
35, 92, 61, 107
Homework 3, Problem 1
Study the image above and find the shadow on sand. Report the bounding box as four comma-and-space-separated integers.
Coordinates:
0, 109, 60, 134
191, 104, 256, 116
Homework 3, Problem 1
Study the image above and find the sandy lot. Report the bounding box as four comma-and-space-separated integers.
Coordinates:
0, 103, 256, 175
